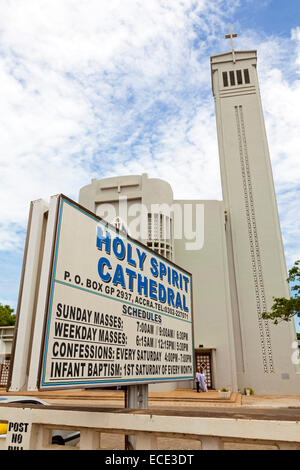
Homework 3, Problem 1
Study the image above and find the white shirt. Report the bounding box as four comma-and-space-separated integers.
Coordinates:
196, 372, 208, 391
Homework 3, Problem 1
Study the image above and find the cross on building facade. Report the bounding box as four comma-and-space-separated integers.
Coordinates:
225, 25, 238, 63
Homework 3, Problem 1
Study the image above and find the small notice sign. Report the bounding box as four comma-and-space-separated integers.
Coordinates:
39, 195, 194, 390
5, 421, 31, 450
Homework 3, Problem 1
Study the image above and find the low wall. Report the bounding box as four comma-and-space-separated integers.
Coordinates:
0, 404, 300, 450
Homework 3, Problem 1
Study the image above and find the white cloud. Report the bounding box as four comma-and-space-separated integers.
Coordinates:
108, 99, 222, 200
0, 222, 23, 251
278, 190, 300, 265
0, 0, 236, 233
291, 26, 300, 66
0, 0, 298, 273
257, 33, 300, 267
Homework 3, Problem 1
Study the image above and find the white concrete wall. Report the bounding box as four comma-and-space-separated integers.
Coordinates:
173, 200, 238, 391
0, 327, 14, 356
211, 50, 300, 394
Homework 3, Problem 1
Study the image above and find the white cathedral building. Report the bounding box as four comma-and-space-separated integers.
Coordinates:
79, 38, 300, 395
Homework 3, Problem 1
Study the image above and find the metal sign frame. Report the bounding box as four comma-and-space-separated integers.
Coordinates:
37, 194, 195, 390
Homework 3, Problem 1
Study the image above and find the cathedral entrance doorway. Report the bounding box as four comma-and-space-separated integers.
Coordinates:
195, 349, 214, 389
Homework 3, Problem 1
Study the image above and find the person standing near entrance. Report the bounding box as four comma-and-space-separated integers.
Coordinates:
195, 368, 208, 392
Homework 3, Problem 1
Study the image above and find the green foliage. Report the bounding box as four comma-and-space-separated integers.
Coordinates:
0, 303, 16, 326
220, 388, 229, 392
262, 260, 300, 324
244, 387, 254, 395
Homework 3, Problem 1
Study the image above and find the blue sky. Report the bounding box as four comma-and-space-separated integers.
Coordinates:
0, 0, 299, 331
238, 0, 300, 36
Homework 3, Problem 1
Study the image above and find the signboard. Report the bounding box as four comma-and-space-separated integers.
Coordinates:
5, 421, 32, 450
39, 195, 194, 389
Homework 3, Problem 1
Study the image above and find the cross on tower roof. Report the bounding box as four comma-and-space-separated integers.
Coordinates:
225, 25, 238, 63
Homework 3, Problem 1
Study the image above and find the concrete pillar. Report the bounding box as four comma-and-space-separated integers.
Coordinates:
135, 432, 157, 450
277, 442, 300, 450
79, 429, 100, 449
201, 436, 223, 450
30, 424, 51, 449
126, 384, 149, 449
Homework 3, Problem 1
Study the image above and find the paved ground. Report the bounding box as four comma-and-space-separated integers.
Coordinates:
2, 387, 300, 408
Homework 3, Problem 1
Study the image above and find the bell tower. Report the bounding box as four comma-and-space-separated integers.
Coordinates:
211, 28, 299, 393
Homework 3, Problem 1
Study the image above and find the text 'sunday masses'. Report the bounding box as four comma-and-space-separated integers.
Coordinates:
40, 196, 194, 390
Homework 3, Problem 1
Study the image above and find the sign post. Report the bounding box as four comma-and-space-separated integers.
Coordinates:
37, 195, 195, 391
6, 193, 195, 450
10, 193, 194, 398
125, 384, 148, 449
8, 194, 195, 449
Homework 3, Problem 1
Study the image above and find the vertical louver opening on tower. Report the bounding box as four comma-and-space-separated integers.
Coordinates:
222, 69, 251, 88
237, 69, 243, 85
147, 212, 174, 260
229, 70, 235, 86
244, 69, 250, 84
222, 71, 229, 87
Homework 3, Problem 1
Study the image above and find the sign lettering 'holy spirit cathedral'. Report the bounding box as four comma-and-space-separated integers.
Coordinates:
7, 30, 300, 396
